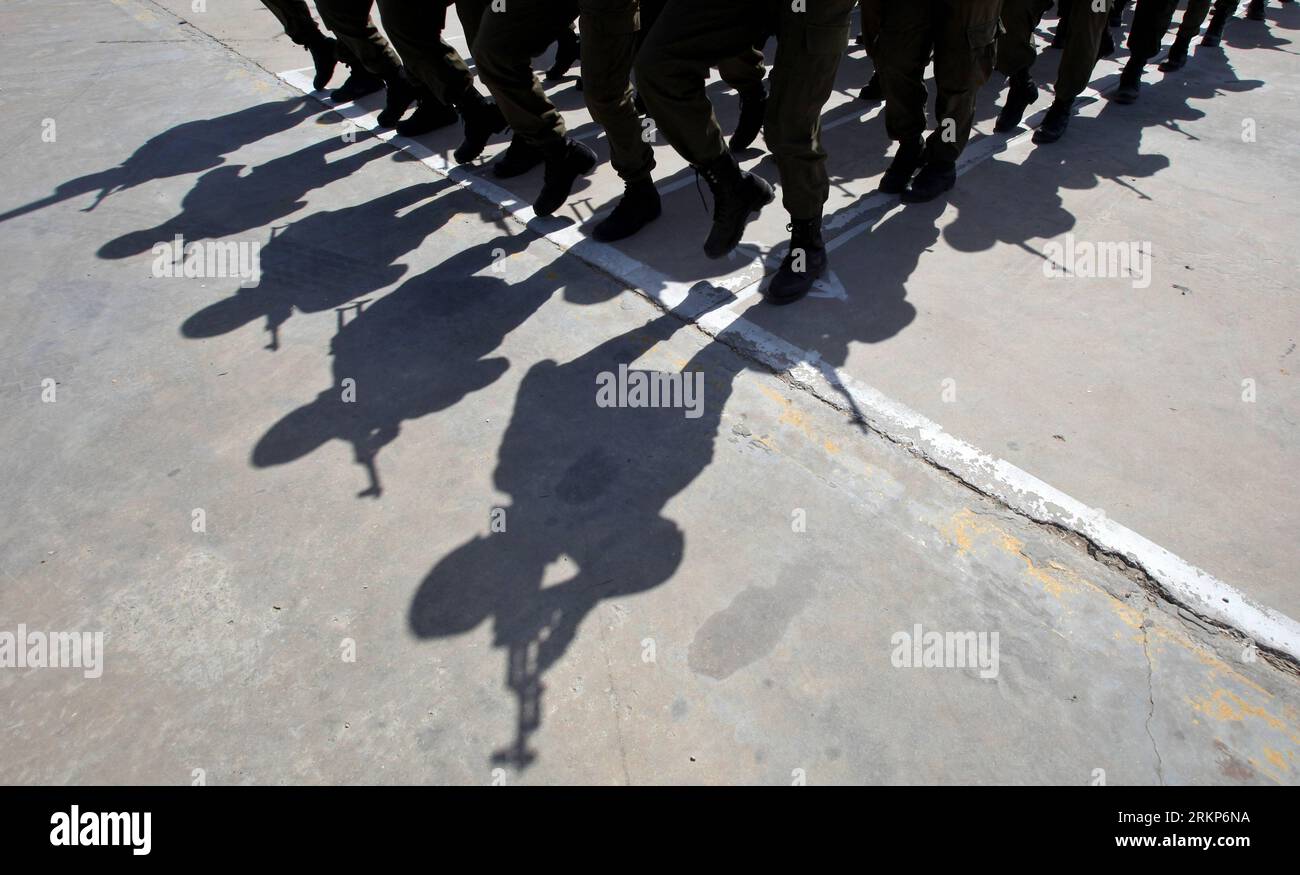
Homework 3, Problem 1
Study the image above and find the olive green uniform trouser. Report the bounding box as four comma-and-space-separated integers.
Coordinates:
860, 0, 883, 56
373, 0, 475, 106
635, 0, 855, 221
261, 0, 325, 46
876, 0, 1004, 165
457, 0, 576, 150
997, 0, 1111, 103
578, 0, 767, 186
1174, 0, 1240, 42
1126, 0, 1179, 64
313, 0, 404, 81
639, 0, 767, 96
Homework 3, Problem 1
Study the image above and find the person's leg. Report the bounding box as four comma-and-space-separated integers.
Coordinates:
718, 45, 769, 151
470, 0, 567, 149
857, 0, 886, 99
763, 0, 855, 303
313, 0, 415, 122
1115, 0, 1178, 102
1203, 0, 1240, 45
579, 0, 662, 240
376, 0, 471, 106
634, 0, 756, 167
875, 0, 933, 194
635, 0, 775, 257
314, 0, 402, 81
260, 0, 339, 89
905, 0, 1000, 202
995, 0, 1053, 131
1162, 0, 1211, 68
473, 0, 599, 216
262, 0, 324, 45
765, 0, 854, 222
1036, 0, 1110, 142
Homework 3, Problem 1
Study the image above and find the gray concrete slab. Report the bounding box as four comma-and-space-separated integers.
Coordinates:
2, 0, 1299, 784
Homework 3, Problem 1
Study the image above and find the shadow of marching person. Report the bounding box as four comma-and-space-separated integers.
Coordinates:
407, 281, 744, 769
180, 178, 455, 350
0, 96, 318, 225
249, 215, 612, 499
97, 135, 392, 262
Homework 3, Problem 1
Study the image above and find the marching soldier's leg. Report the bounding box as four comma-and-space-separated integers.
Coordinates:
1161, 0, 1212, 69
1202, 0, 1241, 46
718, 46, 769, 152
579, 0, 662, 241
373, 0, 462, 137
876, 0, 934, 195
857, 0, 886, 100
260, 0, 339, 89
764, 0, 856, 304
1114, 0, 1178, 103
994, 0, 1053, 131
902, 0, 1002, 204
471, 0, 597, 216
634, 0, 775, 258
1035, 0, 1111, 143
313, 0, 417, 126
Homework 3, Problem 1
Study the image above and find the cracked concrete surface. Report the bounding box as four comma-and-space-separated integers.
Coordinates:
0, 0, 1298, 784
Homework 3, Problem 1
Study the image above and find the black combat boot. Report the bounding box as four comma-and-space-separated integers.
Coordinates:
453, 93, 507, 163
879, 138, 924, 194
376, 75, 418, 128
767, 218, 827, 305
330, 67, 385, 103
1202, 9, 1229, 45
395, 97, 459, 137
306, 34, 338, 91
858, 71, 883, 102
593, 179, 662, 242
1032, 99, 1071, 144
533, 139, 598, 217
1159, 37, 1191, 71
729, 86, 767, 152
546, 27, 581, 80
1112, 60, 1143, 103
697, 151, 775, 259
902, 160, 957, 203
1247, 0, 1265, 19
995, 69, 1039, 132
492, 135, 545, 178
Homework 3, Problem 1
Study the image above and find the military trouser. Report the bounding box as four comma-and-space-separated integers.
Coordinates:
860, 0, 883, 57
313, 0, 403, 81
261, 0, 326, 46
457, 0, 576, 150
1126, 0, 1180, 65
578, 1, 655, 184
1174, 0, 1240, 42
876, 0, 1004, 165
998, 0, 1110, 103
639, 0, 767, 97
636, 0, 854, 221
374, 0, 475, 106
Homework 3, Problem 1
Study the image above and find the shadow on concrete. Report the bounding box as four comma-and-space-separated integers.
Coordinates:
0, 96, 316, 224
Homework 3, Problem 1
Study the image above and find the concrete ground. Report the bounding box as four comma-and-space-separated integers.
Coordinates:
1, 0, 1298, 784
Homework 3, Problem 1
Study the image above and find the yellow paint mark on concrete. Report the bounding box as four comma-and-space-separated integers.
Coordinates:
1263, 748, 1291, 772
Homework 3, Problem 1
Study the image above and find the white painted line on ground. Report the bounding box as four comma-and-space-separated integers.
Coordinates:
279, 67, 1300, 663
